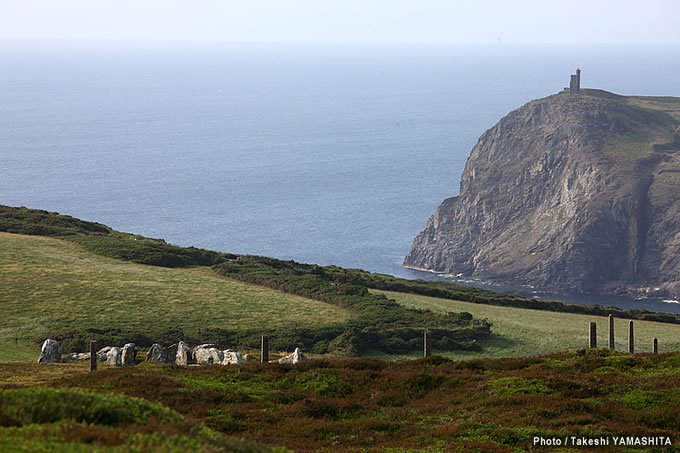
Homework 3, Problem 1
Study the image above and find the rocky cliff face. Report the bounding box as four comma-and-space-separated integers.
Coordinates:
404, 89, 680, 299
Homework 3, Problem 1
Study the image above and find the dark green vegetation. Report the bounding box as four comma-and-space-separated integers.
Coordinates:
0, 205, 226, 267
215, 257, 490, 355
312, 265, 680, 324
2, 350, 679, 451
0, 385, 286, 452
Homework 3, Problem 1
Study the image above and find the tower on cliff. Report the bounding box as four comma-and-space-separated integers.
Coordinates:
569, 68, 581, 95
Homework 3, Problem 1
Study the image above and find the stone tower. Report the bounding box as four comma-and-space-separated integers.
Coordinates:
569, 68, 581, 95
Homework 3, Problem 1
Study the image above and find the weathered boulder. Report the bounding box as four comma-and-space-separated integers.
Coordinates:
278, 348, 309, 364
194, 346, 224, 365
175, 341, 192, 365
106, 347, 122, 366
242, 354, 255, 362
97, 346, 112, 362
62, 352, 90, 363
222, 349, 244, 365
191, 344, 217, 362
37, 339, 61, 363
121, 343, 137, 366
146, 343, 167, 363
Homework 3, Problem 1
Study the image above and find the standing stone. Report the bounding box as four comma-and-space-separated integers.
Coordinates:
278, 348, 309, 364
175, 341, 192, 365
191, 344, 217, 363
90, 340, 97, 372
608, 314, 615, 349
146, 343, 167, 363
38, 339, 61, 363
106, 347, 122, 366
653, 338, 658, 354
195, 346, 224, 365
222, 349, 244, 365
97, 346, 113, 362
121, 343, 137, 366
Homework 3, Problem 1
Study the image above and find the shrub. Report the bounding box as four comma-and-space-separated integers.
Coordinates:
0, 388, 182, 427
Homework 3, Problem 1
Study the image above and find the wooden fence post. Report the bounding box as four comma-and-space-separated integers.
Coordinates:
653, 338, 658, 354
608, 314, 615, 349
89, 340, 97, 372
261, 335, 269, 363
628, 321, 634, 354
589, 322, 597, 348
423, 331, 431, 357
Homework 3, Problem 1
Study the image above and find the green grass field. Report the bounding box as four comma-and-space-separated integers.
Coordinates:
0, 232, 353, 361
375, 290, 680, 359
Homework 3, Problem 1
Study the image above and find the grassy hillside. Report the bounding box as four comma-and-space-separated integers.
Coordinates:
377, 290, 680, 359
1, 351, 679, 452
3, 204, 679, 361
0, 232, 353, 361
0, 205, 494, 358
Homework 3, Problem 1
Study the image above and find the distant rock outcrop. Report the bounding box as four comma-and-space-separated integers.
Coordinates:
405, 89, 680, 299
37, 339, 61, 363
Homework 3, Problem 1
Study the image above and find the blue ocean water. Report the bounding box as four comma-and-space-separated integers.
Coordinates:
2, 42, 680, 312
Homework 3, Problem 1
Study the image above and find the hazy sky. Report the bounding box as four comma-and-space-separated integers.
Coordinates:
1, 0, 678, 45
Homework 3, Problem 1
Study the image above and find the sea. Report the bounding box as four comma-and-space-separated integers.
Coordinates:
2, 41, 680, 313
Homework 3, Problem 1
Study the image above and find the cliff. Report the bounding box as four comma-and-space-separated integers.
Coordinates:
404, 89, 680, 299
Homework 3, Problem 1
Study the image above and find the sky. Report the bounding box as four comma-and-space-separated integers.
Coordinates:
0, 0, 678, 45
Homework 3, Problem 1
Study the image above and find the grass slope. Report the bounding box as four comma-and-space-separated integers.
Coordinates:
0, 232, 352, 361
0, 205, 491, 357
2, 351, 679, 452
377, 290, 680, 359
